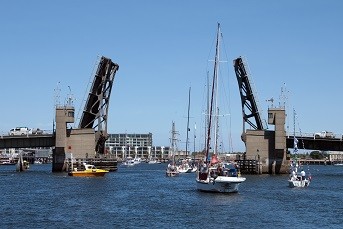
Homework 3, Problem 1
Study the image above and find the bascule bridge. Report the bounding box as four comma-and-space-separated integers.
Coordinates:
234, 57, 288, 174
52, 56, 119, 172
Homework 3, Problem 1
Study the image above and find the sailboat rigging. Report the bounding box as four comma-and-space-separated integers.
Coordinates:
196, 23, 246, 193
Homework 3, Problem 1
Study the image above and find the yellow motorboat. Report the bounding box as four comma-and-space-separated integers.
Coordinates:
68, 163, 109, 177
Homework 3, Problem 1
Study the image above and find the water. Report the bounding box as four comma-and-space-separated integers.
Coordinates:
1, 163, 343, 229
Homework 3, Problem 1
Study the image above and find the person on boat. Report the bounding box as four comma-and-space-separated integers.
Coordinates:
301, 169, 306, 180
200, 162, 208, 173
216, 166, 223, 176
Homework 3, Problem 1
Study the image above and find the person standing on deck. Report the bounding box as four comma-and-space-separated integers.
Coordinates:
301, 169, 306, 180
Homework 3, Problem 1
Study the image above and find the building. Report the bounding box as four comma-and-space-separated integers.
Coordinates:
105, 133, 170, 160
327, 151, 343, 163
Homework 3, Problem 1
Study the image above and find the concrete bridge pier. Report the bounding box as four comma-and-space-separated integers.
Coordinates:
245, 108, 289, 174
52, 147, 66, 172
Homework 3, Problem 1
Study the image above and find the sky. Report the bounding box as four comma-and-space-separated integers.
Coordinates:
1, 1, 343, 152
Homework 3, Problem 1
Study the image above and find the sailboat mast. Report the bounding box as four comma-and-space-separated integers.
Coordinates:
213, 23, 221, 155
194, 122, 196, 156
205, 71, 209, 155
205, 23, 221, 163
215, 107, 220, 154
186, 87, 191, 157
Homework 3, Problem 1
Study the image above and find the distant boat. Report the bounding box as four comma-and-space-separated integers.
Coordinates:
133, 157, 142, 164
166, 163, 179, 177
68, 163, 109, 177
333, 157, 343, 166
16, 153, 29, 172
196, 23, 246, 193
166, 121, 180, 177
121, 157, 135, 166
178, 161, 192, 173
0, 159, 15, 165
148, 158, 160, 164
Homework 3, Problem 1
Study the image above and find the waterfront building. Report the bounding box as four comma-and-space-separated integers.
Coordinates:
105, 133, 170, 160
327, 151, 343, 163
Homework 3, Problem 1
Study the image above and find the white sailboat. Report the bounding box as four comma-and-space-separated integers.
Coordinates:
166, 121, 180, 177
196, 23, 246, 193
288, 109, 311, 188
16, 152, 29, 172
288, 158, 311, 188
178, 87, 193, 174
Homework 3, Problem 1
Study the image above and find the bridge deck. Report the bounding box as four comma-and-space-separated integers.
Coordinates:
0, 134, 55, 149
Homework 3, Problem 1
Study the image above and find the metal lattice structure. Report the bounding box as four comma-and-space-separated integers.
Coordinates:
234, 57, 264, 135
78, 56, 119, 154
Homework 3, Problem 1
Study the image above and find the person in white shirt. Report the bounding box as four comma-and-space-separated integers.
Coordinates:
301, 169, 306, 180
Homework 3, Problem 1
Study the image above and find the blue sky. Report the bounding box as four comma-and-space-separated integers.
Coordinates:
1, 1, 342, 152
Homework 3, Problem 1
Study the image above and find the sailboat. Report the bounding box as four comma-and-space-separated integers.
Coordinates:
178, 87, 193, 174
288, 109, 311, 188
196, 23, 246, 193
166, 121, 180, 177
16, 152, 29, 172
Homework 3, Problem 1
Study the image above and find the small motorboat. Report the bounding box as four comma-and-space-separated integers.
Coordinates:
68, 163, 109, 177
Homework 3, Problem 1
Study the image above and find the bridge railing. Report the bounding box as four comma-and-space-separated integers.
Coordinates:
0, 130, 54, 138
286, 132, 343, 140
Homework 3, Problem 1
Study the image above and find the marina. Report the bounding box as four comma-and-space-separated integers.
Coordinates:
1, 162, 343, 228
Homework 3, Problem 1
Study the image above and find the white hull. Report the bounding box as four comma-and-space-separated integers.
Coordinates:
178, 168, 192, 173
288, 179, 310, 188
166, 170, 179, 177
196, 175, 246, 193
121, 161, 135, 166
148, 160, 157, 164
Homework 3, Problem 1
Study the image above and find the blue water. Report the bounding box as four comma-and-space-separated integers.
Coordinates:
1, 163, 342, 229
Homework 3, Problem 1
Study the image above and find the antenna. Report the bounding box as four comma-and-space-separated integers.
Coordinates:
266, 97, 274, 108
54, 81, 61, 107
279, 83, 288, 108
66, 86, 74, 106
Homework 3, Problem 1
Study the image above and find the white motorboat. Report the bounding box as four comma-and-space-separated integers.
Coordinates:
133, 157, 141, 164
121, 157, 135, 166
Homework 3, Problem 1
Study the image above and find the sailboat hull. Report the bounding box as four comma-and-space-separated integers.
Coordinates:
196, 176, 246, 193
288, 179, 310, 188
166, 170, 179, 177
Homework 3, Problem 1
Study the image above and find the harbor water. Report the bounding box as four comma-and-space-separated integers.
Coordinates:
1, 163, 343, 228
